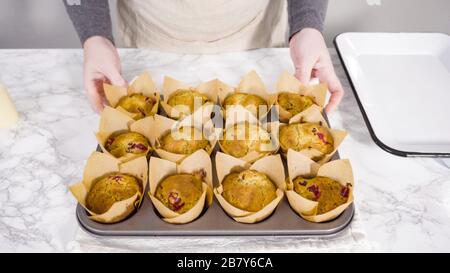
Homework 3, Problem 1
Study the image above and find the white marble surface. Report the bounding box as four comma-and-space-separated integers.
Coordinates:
0, 48, 449, 252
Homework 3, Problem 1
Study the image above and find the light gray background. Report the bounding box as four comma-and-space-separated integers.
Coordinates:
0, 0, 449, 48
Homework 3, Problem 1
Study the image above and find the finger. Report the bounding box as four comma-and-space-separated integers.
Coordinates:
294, 60, 314, 85
325, 91, 343, 114
321, 70, 344, 113
84, 76, 105, 113
104, 68, 127, 87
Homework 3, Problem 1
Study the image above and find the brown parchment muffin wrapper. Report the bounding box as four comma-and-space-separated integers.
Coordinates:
275, 70, 328, 123
214, 152, 285, 223
149, 113, 220, 163
217, 70, 277, 120
103, 71, 160, 119
148, 149, 213, 224
285, 149, 354, 223
69, 152, 148, 224
95, 106, 155, 163
280, 104, 347, 164
218, 106, 279, 163
160, 76, 217, 120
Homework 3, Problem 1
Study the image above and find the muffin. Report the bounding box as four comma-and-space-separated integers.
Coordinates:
220, 122, 272, 158
222, 169, 277, 212
167, 89, 211, 116
105, 131, 151, 158
149, 150, 213, 224
85, 172, 142, 215
279, 122, 334, 156
292, 176, 351, 214
155, 173, 204, 214
275, 71, 328, 122
159, 126, 210, 155
116, 93, 155, 120
223, 93, 267, 117
277, 92, 315, 117
103, 72, 159, 120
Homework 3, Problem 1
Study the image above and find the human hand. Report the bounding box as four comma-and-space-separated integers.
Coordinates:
83, 36, 126, 113
289, 28, 344, 113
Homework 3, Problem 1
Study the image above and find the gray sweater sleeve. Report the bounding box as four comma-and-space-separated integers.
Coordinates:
287, 0, 328, 39
64, 0, 326, 46
63, 0, 114, 46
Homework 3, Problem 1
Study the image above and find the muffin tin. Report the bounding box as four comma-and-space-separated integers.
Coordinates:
77, 128, 354, 237
77, 149, 353, 236
76, 72, 354, 236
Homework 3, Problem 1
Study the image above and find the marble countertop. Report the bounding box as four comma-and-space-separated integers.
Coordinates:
0, 48, 449, 252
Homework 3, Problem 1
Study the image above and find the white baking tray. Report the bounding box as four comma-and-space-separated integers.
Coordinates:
335, 32, 450, 157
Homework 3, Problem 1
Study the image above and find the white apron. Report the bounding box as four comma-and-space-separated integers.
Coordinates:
116, 0, 288, 54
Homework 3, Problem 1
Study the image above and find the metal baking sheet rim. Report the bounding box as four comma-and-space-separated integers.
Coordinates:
334, 32, 450, 158
76, 203, 354, 237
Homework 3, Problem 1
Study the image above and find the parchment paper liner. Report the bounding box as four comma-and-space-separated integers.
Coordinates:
160, 76, 217, 120
285, 149, 354, 223
214, 152, 285, 224
217, 70, 277, 120
280, 104, 347, 164
95, 106, 155, 163
69, 152, 148, 224
148, 149, 213, 224
150, 113, 220, 163
275, 70, 328, 123
218, 106, 279, 163
104, 71, 160, 119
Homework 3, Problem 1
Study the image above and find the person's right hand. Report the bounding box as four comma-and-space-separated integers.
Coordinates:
83, 36, 126, 113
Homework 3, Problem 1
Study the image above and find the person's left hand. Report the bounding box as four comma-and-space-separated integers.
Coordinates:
289, 28, 344, 113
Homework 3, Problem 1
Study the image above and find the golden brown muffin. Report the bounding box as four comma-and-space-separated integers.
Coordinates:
277, 92, 315, 117
116, 93, 155, 120
159, 126, 210, 155
167, 89, 211, 116
86, 172, 142, 214
155, 173, 204, 213
223, 93, 267, 117
279, 122, 334, 156
222, 170, 277, 212
105, 131, 151, 158
220, 122, 272, 158
293, 176, 350, 214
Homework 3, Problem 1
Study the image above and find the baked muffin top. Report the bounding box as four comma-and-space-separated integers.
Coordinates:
167, 89, 211, 116
222, 169, 277, 212
293, 176, 350, 215
155, 173, 204, 214
159, 126, 210, 155
277, 92, 315, 117
86, 172, 142, 214
117, 93, 155, 120
279, 122, 333, 157
220, 122, 272, 158
105, 131, 151, 158
223, 92, 267, 117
